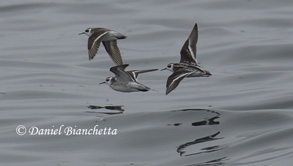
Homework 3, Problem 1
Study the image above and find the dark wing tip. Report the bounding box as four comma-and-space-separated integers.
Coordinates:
88, 51, 94, 61
120, 63, 129, 68
119, 35, 127, 39
110, 64, 129, 72
166, 82, 177, 95
166, 81, 176, 95
166, 89, 171, 95
139, 87, 150, 92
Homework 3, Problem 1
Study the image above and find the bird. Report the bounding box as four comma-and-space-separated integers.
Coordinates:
100, 64, 158, 92
162, 23, 211, 95
79, 27, 126, 65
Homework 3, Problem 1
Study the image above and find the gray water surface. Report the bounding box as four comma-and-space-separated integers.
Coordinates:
1, 0, 293, 165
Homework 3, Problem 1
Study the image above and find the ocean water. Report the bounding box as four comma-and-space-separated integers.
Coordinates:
1, 0, 293, 165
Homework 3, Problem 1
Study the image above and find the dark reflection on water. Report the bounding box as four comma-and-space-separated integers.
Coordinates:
86, 105, 124, 114
177, 132, 223, 157
191, 110, 220, 126
169, 109, 220, 127
166, 109, 225, 158
188, 157, 228, 166
192, 116, 220, 126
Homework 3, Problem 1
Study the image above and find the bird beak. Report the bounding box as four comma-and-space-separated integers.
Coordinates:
99, 81, 106, 85
79, 32, 85, 35
160, 68, 167, 71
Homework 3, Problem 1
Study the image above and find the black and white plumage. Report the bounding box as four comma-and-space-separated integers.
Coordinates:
180, 23, 199, 65
127, 69, 159, 81
79, 28, 126, 65
100, 64, 158, 93
162, 23, 211, 95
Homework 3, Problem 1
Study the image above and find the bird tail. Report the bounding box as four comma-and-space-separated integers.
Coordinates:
136, 83, 151, 92
134, 69, 158, 74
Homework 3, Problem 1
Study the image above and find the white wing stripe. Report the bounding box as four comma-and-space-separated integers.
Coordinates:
170, 72, 192, 86
91, 31, 108, 50
188, 41, 197, 64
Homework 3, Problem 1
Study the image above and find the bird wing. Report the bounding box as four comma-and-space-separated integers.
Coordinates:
110, 64, 133, 81
102, 40, 123, 65
88, 31, 108, 60
128, 69, 158, 81
166, 69, 193, 95
180, 23, 198, 65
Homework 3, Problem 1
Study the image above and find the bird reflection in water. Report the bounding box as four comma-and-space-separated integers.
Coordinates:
177, 131, 223, 156
167, 109, 220, 127
168, 109, 227, 164
86, 105, 124, 115
194, 157, 228, 166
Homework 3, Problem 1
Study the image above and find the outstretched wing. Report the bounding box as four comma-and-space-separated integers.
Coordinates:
128, 69, 158, 81
103, 40, 123, 65
88, 31, 108, 60
180, 23, 198, 65
166, 69, 193, 95
110, 64, 133, 81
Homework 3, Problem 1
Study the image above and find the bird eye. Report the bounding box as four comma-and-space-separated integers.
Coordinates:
167, 64, 171, 68
106, 78, 110, 81
85, 29, 89, 32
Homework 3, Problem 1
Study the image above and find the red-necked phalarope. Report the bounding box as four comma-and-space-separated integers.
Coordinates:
79, 28, 126, 65
100, 64, 158, 92
162, 23, 211, 95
